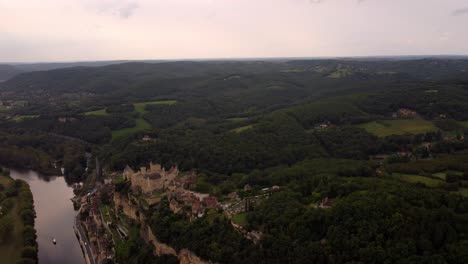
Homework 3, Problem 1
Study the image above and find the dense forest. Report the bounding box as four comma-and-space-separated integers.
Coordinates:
1, 59, 468, 263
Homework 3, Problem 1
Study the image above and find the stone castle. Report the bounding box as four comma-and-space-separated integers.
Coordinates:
123, 162, 179, 195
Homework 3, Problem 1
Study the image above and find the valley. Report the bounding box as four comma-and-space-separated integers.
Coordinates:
0, 59, 468, 264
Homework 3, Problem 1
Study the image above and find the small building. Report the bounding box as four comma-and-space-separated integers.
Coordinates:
227, 192, 239, 201
319, 197, 331, 209
244, 184, 253, 192
202, 196, 220, 209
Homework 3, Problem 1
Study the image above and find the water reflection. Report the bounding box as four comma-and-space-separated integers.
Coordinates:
10, 169, 84, 264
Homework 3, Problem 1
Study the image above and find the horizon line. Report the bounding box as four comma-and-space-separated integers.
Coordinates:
3, 54, 468, 64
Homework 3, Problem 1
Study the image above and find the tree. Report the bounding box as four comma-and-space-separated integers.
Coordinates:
0, 215, 14, 243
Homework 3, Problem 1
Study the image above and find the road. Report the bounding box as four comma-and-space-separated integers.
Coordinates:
75, 212, 96, 264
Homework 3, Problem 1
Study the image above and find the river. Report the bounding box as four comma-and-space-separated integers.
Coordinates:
10, 169, 85, 264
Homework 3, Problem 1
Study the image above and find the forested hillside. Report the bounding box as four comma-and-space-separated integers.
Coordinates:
0, 59, 468, 263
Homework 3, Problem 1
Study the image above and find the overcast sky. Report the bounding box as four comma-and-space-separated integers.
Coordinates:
1, 0, 468, 62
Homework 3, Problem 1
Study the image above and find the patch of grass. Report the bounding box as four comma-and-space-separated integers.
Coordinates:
432, 172, 447, 180
460, 188, 468, 197
393, 173, 443, 188
328, 69, 353, 78
358, 119, 438, 137
231, 125, 254, 133
112, 118, 152, 140
134, 100, 177, 114
205, 209, 222, 224
231, 212, 247, 226
84, 109, 108, 116
113, 174, 126, 184
12, 115, 39, 122
459, 121, 468, 129
227, 117, 248, 122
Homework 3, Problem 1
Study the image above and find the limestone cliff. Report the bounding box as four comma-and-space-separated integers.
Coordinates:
113, 192, 139, 220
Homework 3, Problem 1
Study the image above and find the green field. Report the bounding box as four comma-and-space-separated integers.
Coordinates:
12, 115, 39, 122
393, 173, 443, 187
358, 119, 438, 137
109, 100, 176, 140
460, 121, 468, 129
231, 125, 254, 133
433, 171, 463, 180
231, 212, 247, 226
432, 172, 447, 180
227, 117, 248, 122
460, 188, 468, 197
112, 118, 152, 139
134, 100, 177, 114
328, 69, 353, 78
84, 109, 109, 116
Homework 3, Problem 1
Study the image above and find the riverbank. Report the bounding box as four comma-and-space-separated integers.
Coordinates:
0, 167, 38, 264
10, 169, 84, 264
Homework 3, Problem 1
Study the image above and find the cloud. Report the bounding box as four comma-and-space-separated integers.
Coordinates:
452, 8, 468, 16
307, 0, 365, 4
91, 0, 140, 19
118, 2, 139, 18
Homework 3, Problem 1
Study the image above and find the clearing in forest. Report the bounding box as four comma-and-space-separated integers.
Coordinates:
358, 119, 438, 137
84, 109, 109, 116
111, 100, 176, 139
393, 173, 443, 188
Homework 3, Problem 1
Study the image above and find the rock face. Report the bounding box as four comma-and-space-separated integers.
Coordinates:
179, 249, 210, 264
113, 192, 139, 220
143, 225, 177, 256
142, 225, 212, 264
117, 165, 212, 264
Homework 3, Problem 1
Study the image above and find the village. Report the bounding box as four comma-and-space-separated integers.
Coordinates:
73, 162, 296, 264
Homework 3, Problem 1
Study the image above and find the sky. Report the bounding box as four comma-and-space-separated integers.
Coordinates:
1, 0, 468, 62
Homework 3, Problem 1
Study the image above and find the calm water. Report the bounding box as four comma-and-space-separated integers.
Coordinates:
10, 170, 84, 264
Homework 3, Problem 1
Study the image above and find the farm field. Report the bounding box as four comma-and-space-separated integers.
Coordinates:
84, 109, 109, 116
227, 117, 248, 122
461, 188, 468, 197
12, 115, 39, 122
460, 121, 468, 129
111, 100, 176, 139
393, 173, 443, 188
112, 118, 151, 139
231, 125, 254, 133
358, 119, 438, 137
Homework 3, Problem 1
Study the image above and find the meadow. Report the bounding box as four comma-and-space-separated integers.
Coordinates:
230, 125, 254, 133
393, 173, 443, 188
231, 212, 247, 226
12, 115, 39, 122
84, 109, 109, 116
111, 100, 177, 140
358, 119, 438, 137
